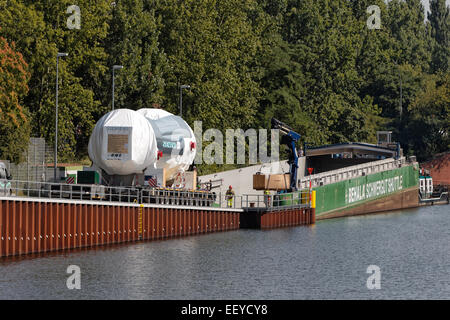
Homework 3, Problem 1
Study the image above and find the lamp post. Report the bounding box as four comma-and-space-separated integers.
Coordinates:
112, 65, 123, 111
54, 52, 68, 182
179, 84, 191, 117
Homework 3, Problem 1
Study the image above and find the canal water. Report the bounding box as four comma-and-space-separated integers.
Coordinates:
0, 205, 449, 300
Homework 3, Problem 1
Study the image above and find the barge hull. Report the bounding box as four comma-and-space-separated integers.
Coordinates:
313, 164, 419, 219
317, 187, 418, 220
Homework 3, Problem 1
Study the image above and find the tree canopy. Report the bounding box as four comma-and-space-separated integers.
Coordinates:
0, 0, 448, 167
0, 33, 31, 163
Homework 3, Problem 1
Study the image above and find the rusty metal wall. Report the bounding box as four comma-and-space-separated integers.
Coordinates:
0, 199, 240, 258
140, 206, 238, 241
242, 208, 315, 229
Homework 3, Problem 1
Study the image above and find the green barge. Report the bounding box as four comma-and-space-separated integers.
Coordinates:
311, 163, 419, 219
300, 133, 420, 219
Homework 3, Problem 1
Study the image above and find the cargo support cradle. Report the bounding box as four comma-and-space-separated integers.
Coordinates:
0, 197, 315, 258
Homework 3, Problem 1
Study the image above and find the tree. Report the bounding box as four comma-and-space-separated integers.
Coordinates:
0, 0, 56, 139
0, 0, 446, 168
156, 0, 263, 130
428, 0, 450, 73
104, 0, 168, 111
0, 35, 31, 162
259, 0, 381, 145
385, 0, 431, 70
0, 0, 111, 161
257, 39, 311, 134
406, 72, 449, 160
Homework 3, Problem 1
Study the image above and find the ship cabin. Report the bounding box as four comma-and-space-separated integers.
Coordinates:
303, 131, 402, 176
419, 175, 433, 198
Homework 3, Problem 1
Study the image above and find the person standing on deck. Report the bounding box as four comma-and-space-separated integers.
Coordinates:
226, 185, 235, 208
264, 189, 272, 207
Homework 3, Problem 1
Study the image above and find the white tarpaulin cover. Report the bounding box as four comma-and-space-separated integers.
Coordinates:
88, 109, 158, 175
138, 109, 197, 180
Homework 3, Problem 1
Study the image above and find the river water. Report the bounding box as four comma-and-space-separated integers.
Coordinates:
0, 205, 449, 300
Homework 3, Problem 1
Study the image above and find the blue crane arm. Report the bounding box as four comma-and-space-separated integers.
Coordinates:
271, 118, 301, 191
271, 118, 300, 140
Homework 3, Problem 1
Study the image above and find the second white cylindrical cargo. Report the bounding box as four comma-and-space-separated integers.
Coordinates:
138, 108, 197, 181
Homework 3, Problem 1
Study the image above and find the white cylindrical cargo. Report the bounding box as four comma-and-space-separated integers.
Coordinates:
137, 109, 197, 181
88, 109, 158, 176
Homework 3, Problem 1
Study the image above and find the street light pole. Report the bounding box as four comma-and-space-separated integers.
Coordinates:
55, 52, 68, 182
112, 65, 123, 111
179, 84, 191, 117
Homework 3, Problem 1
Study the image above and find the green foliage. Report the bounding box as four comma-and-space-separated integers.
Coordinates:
428, 0, 450, 73
386, 0, 431, 69
0, 34, 31, 162
105, 0, 167, 111
156, 0, 264, 131
0, 0, 109, 161
260, 0, 382, 145
0, 0, 448, 166
406, 72, 450, 160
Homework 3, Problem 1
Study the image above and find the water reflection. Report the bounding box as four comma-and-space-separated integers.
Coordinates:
0, 205, 449, 299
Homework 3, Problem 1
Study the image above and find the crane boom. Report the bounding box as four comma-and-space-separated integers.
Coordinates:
271, 118, 300, 191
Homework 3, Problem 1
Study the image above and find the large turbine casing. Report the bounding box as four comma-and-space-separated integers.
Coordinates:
137, 109, 197, 181
88, 109, 158, 176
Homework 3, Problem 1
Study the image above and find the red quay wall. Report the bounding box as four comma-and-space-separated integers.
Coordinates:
0, 198, 240, 258
240, 207, 315, 229
421, 152, 450, 185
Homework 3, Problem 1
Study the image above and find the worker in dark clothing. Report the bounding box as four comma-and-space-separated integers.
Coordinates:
226, 185, 235, 208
